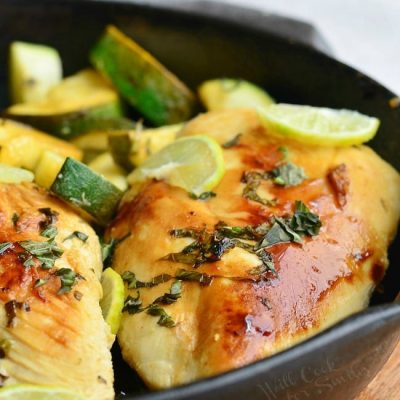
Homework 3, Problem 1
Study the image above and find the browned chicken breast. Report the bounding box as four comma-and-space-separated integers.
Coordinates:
107, 109, 400, 389
0, 183, 114, 399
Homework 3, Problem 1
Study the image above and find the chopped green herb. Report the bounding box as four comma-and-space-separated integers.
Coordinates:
34, 278, 48, 288
19, 253, 36, 268
250, 250, 276, 275
40, 225, 58, 240
101, 234, 130, 266
122, 291, 142, 314
63, 231, 89, 243
161, 230, 236, 268
241, 171, 277, 206
146, 304, 176, 328
222, 133, 242, 148
175, 269, 213, 286
55, 268, 78, 295
289, 200, 322, 236
122, 271, 172, 289
270, 162, 306, 187
0, 242, 12, 255
19, 240, 63, 269
38, 208, 59, 240
154, 280, 182, 305
189, 191, 217, 201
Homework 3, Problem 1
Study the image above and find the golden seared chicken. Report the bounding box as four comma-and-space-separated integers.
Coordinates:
0, 183, 114, 399
107, 109, 400, 389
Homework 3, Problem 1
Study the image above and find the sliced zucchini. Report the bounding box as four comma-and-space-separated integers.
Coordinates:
90, 25, 196, 126
35, 150, 66, 189
71, 118, 136, 163
109, 123, 182, 169
9, 41, 62, 104
6, 70, 123, 138
198, 79, 275, 111
51, 157, 123, 225
88, 152, 128, 191
0, 119, 82, 170
0, 164, 34, 184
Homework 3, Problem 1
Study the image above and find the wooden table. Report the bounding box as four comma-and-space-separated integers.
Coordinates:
356, 340, 400, 399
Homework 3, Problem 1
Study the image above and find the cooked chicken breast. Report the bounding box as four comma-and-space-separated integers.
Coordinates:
0, 183, 113, 399
107, 109, 400, 389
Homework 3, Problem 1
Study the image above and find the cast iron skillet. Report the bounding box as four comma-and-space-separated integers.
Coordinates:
1, 1, 399, 399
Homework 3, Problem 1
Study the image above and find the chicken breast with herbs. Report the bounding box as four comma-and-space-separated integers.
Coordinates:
107, 108, 400, 389
0, 183, 114, 400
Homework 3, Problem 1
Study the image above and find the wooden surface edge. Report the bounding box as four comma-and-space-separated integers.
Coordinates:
356, 339, 400, 399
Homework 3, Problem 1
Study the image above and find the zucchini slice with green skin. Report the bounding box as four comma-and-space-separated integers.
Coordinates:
0, 119, 82, 170
198, 79, 275, 111
9, 41, 62, 104
51, 157, 123, 225
90, 25, 196, 126
71, 118, 136, 163
5, 70, 123, 138
109, 123, 182, 170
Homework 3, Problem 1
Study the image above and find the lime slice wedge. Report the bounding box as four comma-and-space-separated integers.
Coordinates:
0, 164, 34, 184
258, 104, 380, 146
100, 268, 125, 335
0, 385, 83, 400
128, 135, 225, 196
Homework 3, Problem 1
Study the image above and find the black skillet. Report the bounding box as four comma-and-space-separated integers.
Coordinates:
0, 1, 399, 399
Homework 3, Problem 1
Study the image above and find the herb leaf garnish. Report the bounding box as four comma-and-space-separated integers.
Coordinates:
222, 133, 242, 149
241, 171, 277, 206
0, 243, 12, 255
19, 240, 63, 269
163, 201, 321, 276
55, 268, 78, 295
63, 231, 89, 243
189, 191, 216, 201
146, 304, 176, 327
270, 162, 306, 187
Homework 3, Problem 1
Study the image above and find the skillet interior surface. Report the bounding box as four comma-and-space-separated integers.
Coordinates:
0, 1, 399, 399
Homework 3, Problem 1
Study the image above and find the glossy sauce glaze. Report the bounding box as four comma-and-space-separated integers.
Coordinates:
109, 109, 400, 388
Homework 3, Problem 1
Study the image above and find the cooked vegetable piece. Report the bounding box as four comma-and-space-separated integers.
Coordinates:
9, 41, 62, 104
0, 119, 82, 170
258, 104, 380, 146
109, 123, 182, 170
5, 70, 123, 138
100, 268, 125, 335
0, 384, 84, 400
0, 164, 34, 183
88, 152, 128, 191
90, 25, 196, 126
51, 157, 123, 225
128, 135, 225, 196
71, 118, 135, 163
35, 150, 66, 189
198, 79, 275, 111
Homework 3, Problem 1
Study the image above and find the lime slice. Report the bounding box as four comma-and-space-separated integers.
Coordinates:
0, 385, 83, 400
0, 164, 34, 184
100, 268, 125, 334
258, 104, 380, 146
127, 135, 225, 196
